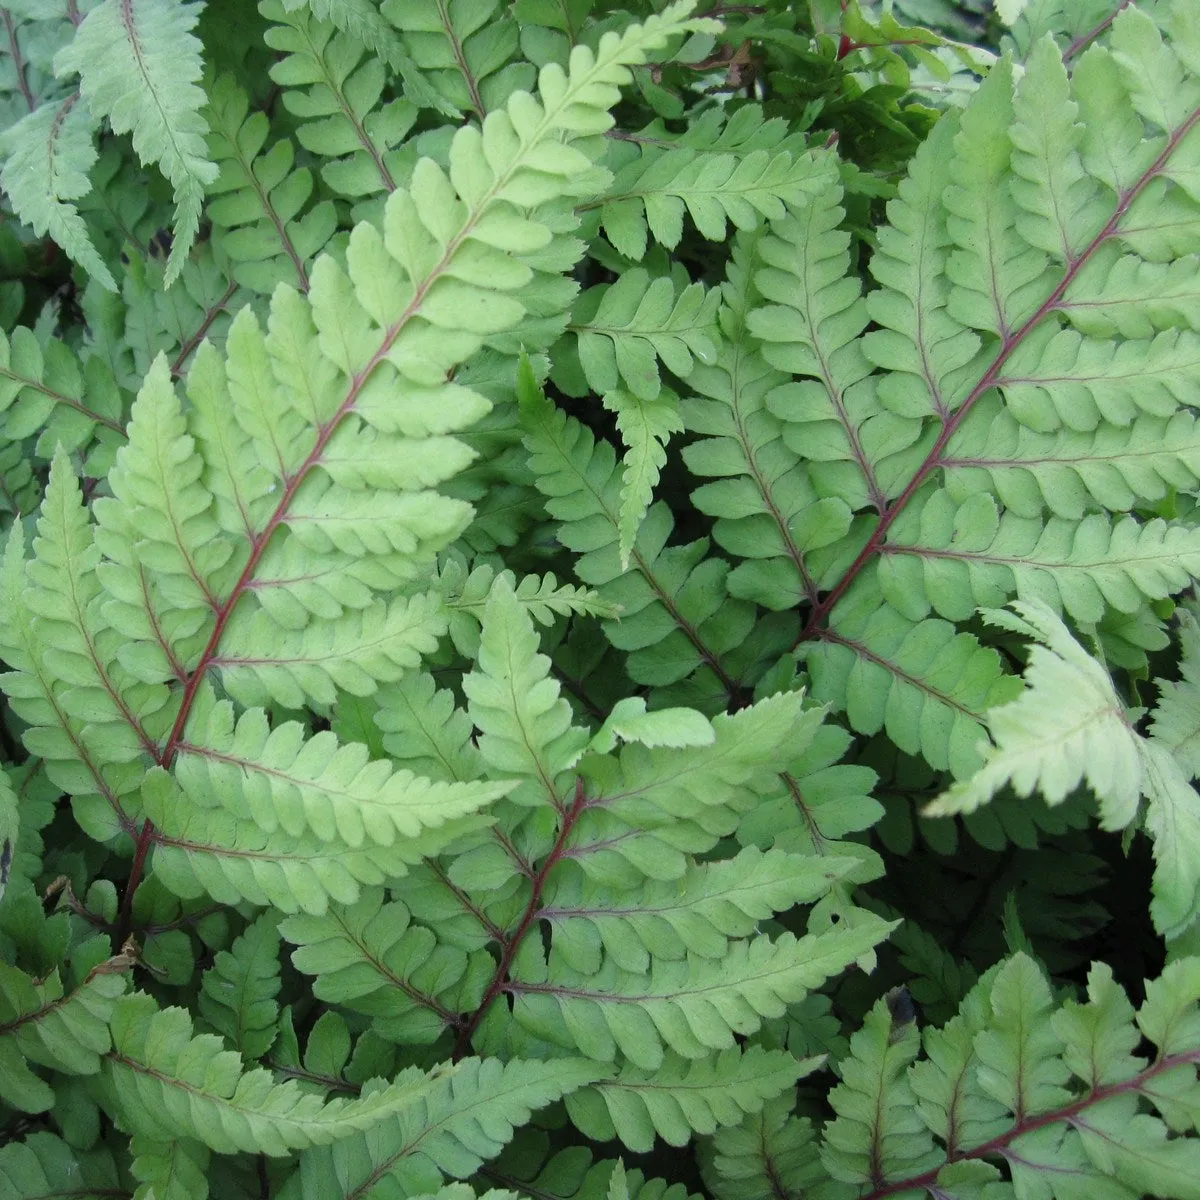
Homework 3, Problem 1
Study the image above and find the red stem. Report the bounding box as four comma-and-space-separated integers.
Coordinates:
451, 777, 588, 1060
797, 102, 1200, 646
859, 1047, 1200, 1200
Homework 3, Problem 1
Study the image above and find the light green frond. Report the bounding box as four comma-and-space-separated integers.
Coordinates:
541, 847, 852, 974
606, 388, 683, 568
880, 490, 1200, 625
25, 451, 169, 762
863, 113, 980, 419
943, 399, 1200, 519
143, 768, 491, 915
287, 0, 456, 117
1061, 246, 1200, 338
289, 1057, 606, 1199
997, 326, 1200, 432
0, 951, 129, 1114
509, 919, 896, 1070
1150, 608, 1200, 778
93, 355, 230, 682
682, 233, 819, 613
566, 1046, 816, 1153
802, 577, 1020, 777
463, 580, 589, 803
750, 174, 902, 512
927, 599, 1142, 822
374, 671, 484, 783
566, 270, 719, 402
382, 0, 534, 118
262, 0, 414, 203
0, 94, 112, 290
204, 73, 337, 295
216, 590, 449, 708
178, 689, 508, 846
281, 888, 491, 1045
943, 58, 1052, 337
0, 524, 139, 843
592, 106, 832, 260
105, 991, 459, 1155
437, 556, 616, 657
197, 913, 282, 1060
55, 0, 218, 285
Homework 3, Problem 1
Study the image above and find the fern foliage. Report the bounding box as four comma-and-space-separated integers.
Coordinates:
1, 1, 1199, 1197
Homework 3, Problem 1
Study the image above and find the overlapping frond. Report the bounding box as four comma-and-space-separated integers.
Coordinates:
55, 0, 218, 285
810, 953, 1200, 1200
590, 105, 831, 260
197, 912, 283, 1059
383, 0, 533, 118
508, 920, 894, 1070
566, 1046, 816, 1153
930, 600, 1200, 940
287, 1058, 605, 1198
204, 73, 337, 294
263, 0, 414, 204
106, 992, 458, 1155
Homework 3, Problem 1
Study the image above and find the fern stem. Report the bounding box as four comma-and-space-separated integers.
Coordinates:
1063, 1, 1133, 63
438, 0, 486, 118
861, 1046, 1200, 1200
451, 776, 589, 1060
2, 11, 35, 113
170, 278, 238, 377
0, 363, 126, 436
796, 101, 1200, 647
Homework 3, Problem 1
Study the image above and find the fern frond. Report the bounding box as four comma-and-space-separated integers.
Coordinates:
519, 365, 754, 700
0, 1134, 123, 1200
540, 847, 852, 974
590, 106, 831, 260
812, 953, 1200, 1200
285, 0, 456, 116
942, 399, 1200, 519
801, 576, 1021, 777
702, 1092, 823, 1200
382, 0, 533, 118
0, 94, 113, 289
880, 490, 1200, 625
142, 767, 492, 915
0, 950, 130, 1114
288, 1057, 606, 1197
198, 912, 282, 1059
374, 671, 484, 783
437, 556, 616, 657
606, 388, 683, 570
509, 920, 895, 1070
130, 1135, 211, 1200
566, 1046, 816, 1153
681, 231, 822, 614
204, 73, 337, 294
105, 991, 460, 1155
55, 0, 218, 285
463, 580, 589, 805
280, 888, 492, 1044
565, 270, 719, 403
178, 688, 508, 846
930, 599, 1200, 940
262, 0, 415, 204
